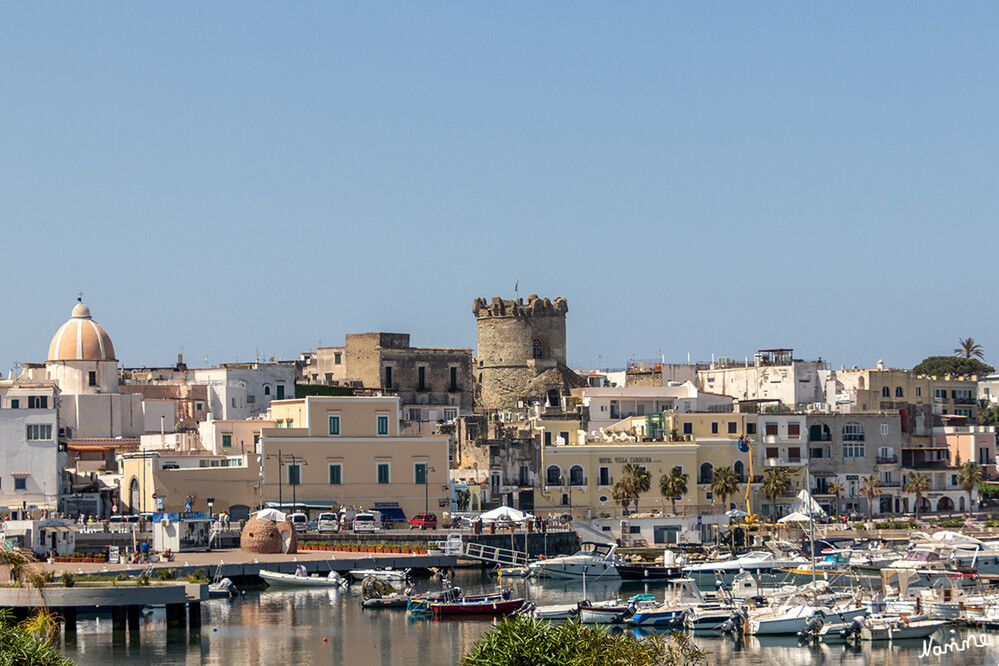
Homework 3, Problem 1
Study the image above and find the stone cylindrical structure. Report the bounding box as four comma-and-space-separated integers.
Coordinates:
473, 294, 568, 411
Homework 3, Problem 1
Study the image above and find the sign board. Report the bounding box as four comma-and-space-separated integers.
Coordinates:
156, 498, 164, 511
109, 546, 120, 564
184, 501, 192, 512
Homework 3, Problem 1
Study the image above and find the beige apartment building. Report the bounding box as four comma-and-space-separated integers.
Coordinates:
260, 396, 449, 520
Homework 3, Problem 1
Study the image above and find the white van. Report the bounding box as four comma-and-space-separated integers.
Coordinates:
317, 512, 339, 534
352, 512, 381, 532
288, 512, 309, 533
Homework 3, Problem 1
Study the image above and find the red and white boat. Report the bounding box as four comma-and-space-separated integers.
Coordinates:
427, 593, 525, 616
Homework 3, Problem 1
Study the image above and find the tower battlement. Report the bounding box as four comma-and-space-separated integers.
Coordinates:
472, 294, 568, 320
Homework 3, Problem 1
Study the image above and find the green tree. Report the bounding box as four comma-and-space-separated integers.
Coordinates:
912, 356, 994, 377
709, 466, 741, 514
611, 479, 633, 513
860, 474, 881, 522
905, 471, 931, 521
761, 468, 791, 521
461, 616, 706, 666
955, 337, 986, 360
659, 466, 689, 515
621, 463, 652, 513
828, 481, 845, 518
958, 461, 984, 515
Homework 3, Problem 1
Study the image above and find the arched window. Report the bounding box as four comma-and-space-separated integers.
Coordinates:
569, 465, 585, 486
882, 386, 890, 397
699, 462, 714, 485
895, 386, 904, 398
733, 460, 745, 482
264, 385, 271, 396
546, 465, 562, 486
532, 338, 544, 359
809, 423, 831, 442
129, 478, 140, 512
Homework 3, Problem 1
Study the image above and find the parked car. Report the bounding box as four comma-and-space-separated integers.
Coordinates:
306, 517, 321, 532
409, 513, 438, 530
352, 513, 381, 532
317, 512, 340, 533
288, 512, 309, 533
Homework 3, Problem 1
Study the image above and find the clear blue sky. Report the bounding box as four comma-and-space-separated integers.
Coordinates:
3, 4, 998, 373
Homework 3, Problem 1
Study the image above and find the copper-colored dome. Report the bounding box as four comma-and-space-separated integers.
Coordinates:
47, 302, 116, 362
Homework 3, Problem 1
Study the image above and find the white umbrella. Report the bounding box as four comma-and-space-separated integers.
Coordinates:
777, 511, 811, 523
478, 506, 534, 523
726, 508, 750, 518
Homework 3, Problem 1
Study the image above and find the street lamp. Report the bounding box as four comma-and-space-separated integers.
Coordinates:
423, 464, 436, 515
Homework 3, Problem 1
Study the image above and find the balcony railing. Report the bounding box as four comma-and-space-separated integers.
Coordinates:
876, 456, 898, 464
954, 397, 977, 405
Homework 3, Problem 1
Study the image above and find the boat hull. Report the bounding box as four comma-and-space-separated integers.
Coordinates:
259, 570, 347, 588
616, 564, 681, 582
430, 599, 524, 616
530, 560, 620, 581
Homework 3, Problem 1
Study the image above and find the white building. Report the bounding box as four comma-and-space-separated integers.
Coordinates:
583, 383, 735, 433
0, 386, 63, 512
697, 349, 826, 410
189, 363, 296, 420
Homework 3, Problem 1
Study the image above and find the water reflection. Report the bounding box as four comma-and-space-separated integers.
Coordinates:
58, 570, 999, 666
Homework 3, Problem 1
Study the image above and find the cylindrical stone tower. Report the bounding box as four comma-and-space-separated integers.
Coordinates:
473, 294, 569, 410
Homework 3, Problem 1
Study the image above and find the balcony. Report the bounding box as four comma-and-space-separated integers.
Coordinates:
764, 457, 806, 467
876, 456, 898, 465
810, 434, 832, 443
954, 397, 977, 405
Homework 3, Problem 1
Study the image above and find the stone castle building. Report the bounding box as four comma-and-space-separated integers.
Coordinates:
473, 294, 580, 411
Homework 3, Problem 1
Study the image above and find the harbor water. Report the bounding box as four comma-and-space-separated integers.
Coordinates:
58, 569, 999, 665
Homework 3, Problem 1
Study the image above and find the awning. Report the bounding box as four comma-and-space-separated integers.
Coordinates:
379, 508, 407, 523
265, 501, 341, 511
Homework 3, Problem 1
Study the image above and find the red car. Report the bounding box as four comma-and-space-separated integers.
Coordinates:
409, 513, 438, 530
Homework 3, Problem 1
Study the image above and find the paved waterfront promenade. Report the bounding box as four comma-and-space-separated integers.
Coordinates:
33, 548, 459, 581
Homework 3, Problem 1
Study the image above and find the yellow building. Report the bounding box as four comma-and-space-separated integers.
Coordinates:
536, 442, 698, 518
261, 396, 449, 520
119, 452, 259, 516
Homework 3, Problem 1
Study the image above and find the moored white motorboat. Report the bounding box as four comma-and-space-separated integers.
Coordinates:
260, 567, 349, 588
578, 599, 633, 624
859, 614, 948, 641
521, 602, 580, 621
527, 542, 621, 581
682, 547, 808, 585
348, 567, 411, 583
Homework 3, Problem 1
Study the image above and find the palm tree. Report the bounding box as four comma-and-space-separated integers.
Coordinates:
761, 468, 791, 521
958, 461, 984, 515
611, 478, 634, 514
828, 481, 845, 518
905, 471, 931, 521
860, 474, 881, 522
955, 337, 985, 360
621, 463, 652, 513
710, 466, 741, 514
659, 466, 689, 515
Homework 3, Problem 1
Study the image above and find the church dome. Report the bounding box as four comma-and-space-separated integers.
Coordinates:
48, 301, 116, 362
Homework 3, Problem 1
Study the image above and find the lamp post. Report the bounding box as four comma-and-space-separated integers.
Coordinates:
265, 449, 284, 510
423, 464, 436, 515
